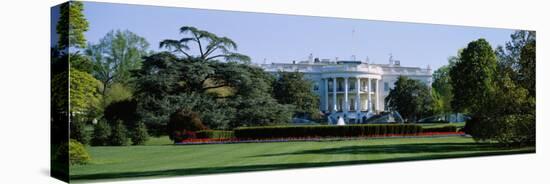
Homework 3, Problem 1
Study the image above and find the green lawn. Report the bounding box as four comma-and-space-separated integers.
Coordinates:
417, 122, 466, 129
70, 136, 534, 182
143, 136, 173, 146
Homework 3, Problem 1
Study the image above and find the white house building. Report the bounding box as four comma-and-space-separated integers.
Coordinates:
257, 54, 432, 124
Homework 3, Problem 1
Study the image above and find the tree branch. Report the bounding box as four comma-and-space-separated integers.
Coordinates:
193, 33, 204, 59
203, 45, 219, 58
177, 47, 191, 58
205, 54, 225, 61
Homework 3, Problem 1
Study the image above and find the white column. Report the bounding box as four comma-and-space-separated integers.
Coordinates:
376, 79, 380, 112
355, 77, 360, 112
368, 78, 372, 112
344, 77, 349, 113
332, 77, 337, 112
324, 78, 329, 112
356, 77, 361, 123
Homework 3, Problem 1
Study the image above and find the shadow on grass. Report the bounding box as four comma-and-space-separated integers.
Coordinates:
71, 142, 534, 182
250, 142, 512, 157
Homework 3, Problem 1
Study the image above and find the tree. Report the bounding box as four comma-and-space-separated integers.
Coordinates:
70, 54, 94, 73
518, 40, 536, 97
229, 96, 294, 127
133, 27, 293, 134
69, 69, 102, 120
451, 38, 535, 146
160, 26, 250, 63
464, 73, 535, 146
56, 1, 89, 50
431, 56, 457, 114
495, 31, 536, 72
132, 54, 234, 133
110, 121, 129, 146
86, 29, 150, 96
103, 99, 138, 129
134, 53, 292, 133
130, 122, 149, 145
70, 120, 90, 145
91, 120, 111, 146
102, 83, 133, 106
273, 72, 320, 118
223, 65, 295, 127
385, 76, 433, 122
450, 39, 498, 115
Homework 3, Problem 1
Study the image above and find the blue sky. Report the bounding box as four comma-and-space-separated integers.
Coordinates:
55, 2, 518, 70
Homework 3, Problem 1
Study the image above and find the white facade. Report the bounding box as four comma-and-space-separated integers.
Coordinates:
257, 57, 432, 124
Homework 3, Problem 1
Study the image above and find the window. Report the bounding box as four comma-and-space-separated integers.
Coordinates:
313, 82, 319, 91
384, 82, 389, 91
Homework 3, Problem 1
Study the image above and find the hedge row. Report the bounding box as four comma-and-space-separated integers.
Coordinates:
196, 130, 234, 139
234, 124, 423, 139
422, 125, 458, 133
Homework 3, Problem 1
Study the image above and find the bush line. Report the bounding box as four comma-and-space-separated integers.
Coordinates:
233, 124, 425, 139
196, 130, 234, 139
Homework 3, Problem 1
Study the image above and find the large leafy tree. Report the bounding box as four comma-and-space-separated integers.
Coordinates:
56, 1, 89, 50
273, 72, 320, 118
466, 73, 535, 145
68, 69, 102, 144
227, 66, 294, 127
133, 53, 291, 134
132, 26, 294, 135
495, 31, 536, 72
160, 26, 250, 63
450, 39, 498, 114
69, 69, 102, 117
86, 30, 150, 96
385, 76, 433, 122
431, 57, 456, 114
451, 38, 535, 146
518, 40, 536, 97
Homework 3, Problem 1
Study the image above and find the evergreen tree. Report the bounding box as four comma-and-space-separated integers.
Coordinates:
130, 122, 149, 145
109, 121, 129, 146
450, 39, 498, 115
91, 120, 111, 146
56, 1, 89, 50
70, 120, 90, 145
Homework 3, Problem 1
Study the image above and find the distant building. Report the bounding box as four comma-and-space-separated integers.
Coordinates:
256, 55, 432, 124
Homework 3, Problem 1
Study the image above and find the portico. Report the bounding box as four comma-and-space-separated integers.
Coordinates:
322, 75, 381, 124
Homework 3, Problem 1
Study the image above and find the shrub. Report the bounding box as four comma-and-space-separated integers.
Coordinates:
103, 99, 138, 128
69, 139, 91, 165
167, 109, 206, 141
70, 120, 90, 145
234, 124, 422, 139
422, 125, 457, 133
110, 121, 129, 146
466, 114, 535, 146
53, 143, 68, 164
196, 130, 234, 139
131, 122, 149, 145
91, 120, 111, 146
494, 114, 535, 146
